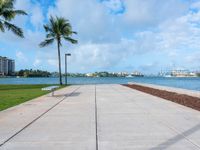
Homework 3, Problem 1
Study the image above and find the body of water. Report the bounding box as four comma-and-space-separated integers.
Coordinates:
0, 77, 200, 91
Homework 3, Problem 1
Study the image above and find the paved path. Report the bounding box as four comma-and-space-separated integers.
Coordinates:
0, 84, 200, 150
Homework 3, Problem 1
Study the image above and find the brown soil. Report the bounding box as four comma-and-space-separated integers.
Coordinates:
123, 84, 200, 111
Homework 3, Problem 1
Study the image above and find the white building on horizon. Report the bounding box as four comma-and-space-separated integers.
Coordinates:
0, 56, 15, 76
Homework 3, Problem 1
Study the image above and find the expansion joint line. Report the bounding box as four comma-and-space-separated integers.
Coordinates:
159, 121, 200, 149
95, 84, 99, 150
0, 86, 81, 147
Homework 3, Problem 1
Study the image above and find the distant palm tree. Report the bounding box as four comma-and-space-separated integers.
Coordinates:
0, 0, 27, 37
40, 16, 77, 85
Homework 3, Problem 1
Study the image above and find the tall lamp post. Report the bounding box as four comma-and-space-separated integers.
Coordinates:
65, 53, 71, 85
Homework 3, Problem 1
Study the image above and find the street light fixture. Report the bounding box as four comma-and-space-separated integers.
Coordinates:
65, 53, 71, 85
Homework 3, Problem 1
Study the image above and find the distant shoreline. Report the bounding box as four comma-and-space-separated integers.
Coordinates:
0, 76, 199, 78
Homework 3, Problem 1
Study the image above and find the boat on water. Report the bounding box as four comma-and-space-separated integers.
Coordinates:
126, 75, 133, 78
164, 75, 172, 78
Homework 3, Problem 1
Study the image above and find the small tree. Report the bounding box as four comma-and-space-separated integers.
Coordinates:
40, 16, 77, 85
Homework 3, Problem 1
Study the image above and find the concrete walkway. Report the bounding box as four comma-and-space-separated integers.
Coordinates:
0, 85, 200, 150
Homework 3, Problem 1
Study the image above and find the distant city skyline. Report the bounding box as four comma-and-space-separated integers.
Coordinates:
0, 0, 200, 74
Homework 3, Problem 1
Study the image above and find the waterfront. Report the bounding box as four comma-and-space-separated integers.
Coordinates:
1, 84, 200, 149
0, 77, 200, 91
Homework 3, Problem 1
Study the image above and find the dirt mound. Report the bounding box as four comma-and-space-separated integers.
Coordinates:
124, 84, 200, 111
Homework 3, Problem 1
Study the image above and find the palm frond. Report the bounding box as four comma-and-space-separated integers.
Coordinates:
40, 16, 78, 47
0, 0, 26, 38
62, 25, 72, 35
1, 10, 27, 20
1, 0, 14, 9
39, 38, 54, 47
58, 17, 70, 29
63, 36, 78, 44
46, 33, 55, 38
49, 16, 57, 33
0, 21, 5, 32
1, 10, 15, 20
44, 25, 50, 32
72, 31, 77, 34
13, 10, 27, 15
4, 21, 24, 37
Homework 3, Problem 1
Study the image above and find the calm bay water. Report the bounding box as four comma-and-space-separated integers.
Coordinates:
0, 77, 200, 91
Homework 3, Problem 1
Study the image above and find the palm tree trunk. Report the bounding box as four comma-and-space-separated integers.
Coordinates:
57, 39, 62, 85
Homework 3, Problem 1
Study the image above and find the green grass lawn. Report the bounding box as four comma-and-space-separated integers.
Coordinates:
0, 84, 66, 111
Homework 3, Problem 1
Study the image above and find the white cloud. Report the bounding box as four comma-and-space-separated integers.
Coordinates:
158, 10, 200, 51
47, 0, 121, 43
2, 0, 200, 73
71, 43, 122, 69
102, 0, 124, 13
33, 58, 41, 67
191, 1, 200, 9
139, 62, 159, 73
185, 51, 200, 69
13, 0, 45, 32
30, 4, 44, 30
16, 50, 27, 62
123, 0, 189, 28
39, 0, 200, 72
47, 59, 58, 67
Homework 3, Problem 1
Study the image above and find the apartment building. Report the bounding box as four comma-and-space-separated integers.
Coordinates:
0, 56, 15, 76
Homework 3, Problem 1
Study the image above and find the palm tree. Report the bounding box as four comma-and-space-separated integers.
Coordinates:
0, 0, 27, 37
40, 16, 77, 85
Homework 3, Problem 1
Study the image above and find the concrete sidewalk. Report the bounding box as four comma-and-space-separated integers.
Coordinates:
0, 85, 200, 150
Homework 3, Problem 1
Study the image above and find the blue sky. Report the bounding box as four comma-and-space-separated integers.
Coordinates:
1, 0, 200, 74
